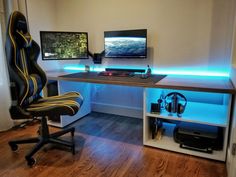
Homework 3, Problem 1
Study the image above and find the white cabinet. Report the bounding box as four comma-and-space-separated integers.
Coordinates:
143, 88, 231, 161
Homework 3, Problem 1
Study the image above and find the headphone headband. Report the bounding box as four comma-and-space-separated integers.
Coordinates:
165, 92, 187, 106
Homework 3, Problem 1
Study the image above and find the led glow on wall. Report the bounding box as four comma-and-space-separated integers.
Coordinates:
64, 65, 229, 77
152, 69, 229, 77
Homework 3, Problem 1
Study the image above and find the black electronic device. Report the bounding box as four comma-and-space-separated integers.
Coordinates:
164, 92, 187, 117
151, 103, 161, 114
93, 53, 102, 64
150, 118, 163, 139
98, 71, 134, 77
40, 31, 89, 60
173, 122, 223, 153
104, 29, 147, 58
105, 68, 145, 73
151, 98, 163, 114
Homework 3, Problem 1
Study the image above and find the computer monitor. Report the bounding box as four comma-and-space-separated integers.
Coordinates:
104, 29, 147, 58
40, 31, 89, 60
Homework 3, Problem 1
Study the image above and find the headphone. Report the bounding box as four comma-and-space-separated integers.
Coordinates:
164, 92, 187, 116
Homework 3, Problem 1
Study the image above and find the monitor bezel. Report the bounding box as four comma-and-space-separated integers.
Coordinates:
40, 31, 89, 60
104, 29, 147, 59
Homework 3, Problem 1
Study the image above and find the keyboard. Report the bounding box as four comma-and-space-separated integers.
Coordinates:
98, 71, 134, 77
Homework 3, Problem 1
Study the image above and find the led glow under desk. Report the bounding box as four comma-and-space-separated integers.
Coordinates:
46, 70, 235, 161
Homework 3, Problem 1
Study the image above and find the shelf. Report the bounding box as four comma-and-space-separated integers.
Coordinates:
154, 75, 235, 94
144, 123, 226, 161
144, 87, 231, 161
146, 102, 228, 127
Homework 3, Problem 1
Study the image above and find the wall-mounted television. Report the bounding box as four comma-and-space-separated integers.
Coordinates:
40, 31, 89, 60
104, 29, 147, 58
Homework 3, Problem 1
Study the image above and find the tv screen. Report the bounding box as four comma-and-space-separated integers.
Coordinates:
40, 31, 89, 60
104, 29, 147, 58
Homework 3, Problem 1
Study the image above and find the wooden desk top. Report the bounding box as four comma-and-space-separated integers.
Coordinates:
155, 75, 235, 94
50, 71, 167, 88
46, 70, 235, 94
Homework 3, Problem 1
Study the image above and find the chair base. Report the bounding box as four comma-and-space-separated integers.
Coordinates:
8, 116, 75, 166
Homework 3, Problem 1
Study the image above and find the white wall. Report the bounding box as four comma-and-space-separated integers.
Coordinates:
26, 0, 60, 70
0, 3, 13, 130
228, 7, 236, 175
228, 68, 236, 176
208, 0, 235, 72
27, 0, 235, 74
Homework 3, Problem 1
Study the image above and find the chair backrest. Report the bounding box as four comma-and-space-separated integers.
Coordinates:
5, 11, 47, 119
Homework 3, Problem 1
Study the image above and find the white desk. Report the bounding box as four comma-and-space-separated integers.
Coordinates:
46, 70, 235, 161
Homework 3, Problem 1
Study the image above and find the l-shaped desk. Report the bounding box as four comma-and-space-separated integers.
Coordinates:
47, 70, 235, 93
46, 70, 235, 161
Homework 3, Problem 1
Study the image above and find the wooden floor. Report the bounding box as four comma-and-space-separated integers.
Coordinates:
0, 112, 227, 177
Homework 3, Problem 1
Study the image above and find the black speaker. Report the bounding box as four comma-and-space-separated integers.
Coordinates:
164, 92, 187, 117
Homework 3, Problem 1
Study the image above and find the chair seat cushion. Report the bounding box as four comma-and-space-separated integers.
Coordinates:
26, 92, 83, 117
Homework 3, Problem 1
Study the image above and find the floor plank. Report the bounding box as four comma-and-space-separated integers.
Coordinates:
0, 112, 227, 177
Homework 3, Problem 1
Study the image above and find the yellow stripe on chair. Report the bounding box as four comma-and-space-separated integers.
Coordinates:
20, 49, 28, 75
27, 99, 81, 115
26, 103, 76, 115
30, 76, 38, 95
28, 100, 80, 109
22, 49, 29, 75
39, 92, 82, 101
20, 49, 26, 74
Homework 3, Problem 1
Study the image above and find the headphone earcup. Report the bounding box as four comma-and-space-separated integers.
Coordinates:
165, 102, 172, 113
177, 103, 185, 114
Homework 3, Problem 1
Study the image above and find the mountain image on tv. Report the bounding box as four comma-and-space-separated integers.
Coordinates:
105, 37, 146, 57
40, 32, 88, 60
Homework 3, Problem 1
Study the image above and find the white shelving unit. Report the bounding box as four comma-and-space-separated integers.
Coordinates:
143, 88, 231, 161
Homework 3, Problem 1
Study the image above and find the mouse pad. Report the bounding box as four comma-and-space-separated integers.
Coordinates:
60, 72, 166, 86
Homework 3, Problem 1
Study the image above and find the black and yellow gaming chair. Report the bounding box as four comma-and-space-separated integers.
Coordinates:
5, 11, 83, 166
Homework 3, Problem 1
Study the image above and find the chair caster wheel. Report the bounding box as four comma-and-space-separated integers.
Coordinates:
9, 143, 18, 151
26, 157, 36, 167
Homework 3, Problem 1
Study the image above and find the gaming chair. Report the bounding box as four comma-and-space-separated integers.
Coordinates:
5, 11, 83, 166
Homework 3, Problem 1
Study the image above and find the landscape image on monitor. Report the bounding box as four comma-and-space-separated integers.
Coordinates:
105, 37, 146, 57
104, 29, 147, 58
40, 31, 88, 60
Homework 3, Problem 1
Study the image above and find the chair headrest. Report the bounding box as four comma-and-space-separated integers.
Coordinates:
9, 11, 32, 48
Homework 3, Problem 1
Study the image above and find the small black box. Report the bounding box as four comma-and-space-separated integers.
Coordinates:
151, 103, 161, 113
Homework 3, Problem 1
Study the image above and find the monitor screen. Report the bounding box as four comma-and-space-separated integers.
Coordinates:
104, 29, 147, 58
40, 31, 89, 60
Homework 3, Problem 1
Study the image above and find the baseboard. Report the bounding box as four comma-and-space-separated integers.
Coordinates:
91, 102, 143, 118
